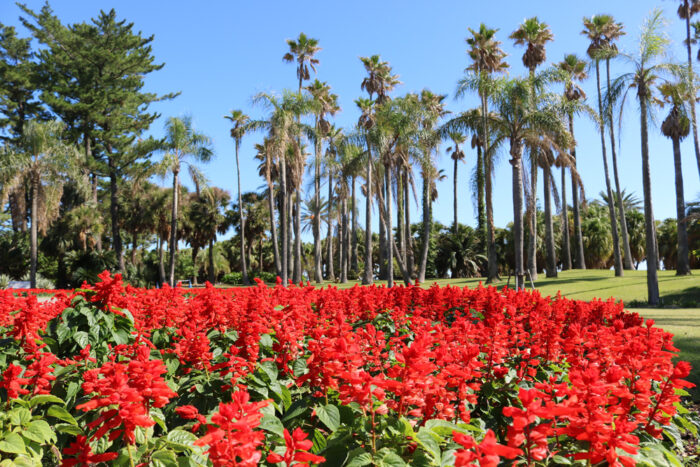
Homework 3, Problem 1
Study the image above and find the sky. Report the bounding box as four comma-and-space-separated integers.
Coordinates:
2, 0, 700, 240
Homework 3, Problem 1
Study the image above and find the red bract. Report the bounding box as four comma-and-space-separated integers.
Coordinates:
76, 344, 176, 444
0, 364, 29, 399
267, 428, 325, 465
61, 435, 118, 467
193, 391, 268, 466
453, 429, 522, 467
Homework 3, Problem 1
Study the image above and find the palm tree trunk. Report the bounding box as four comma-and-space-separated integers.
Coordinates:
481, 92, 499, 283
570, 116, 586, 269
363, 143, 373, 285
340, 194, 348, 283
417, 169, 431, 283
378, 177, 387, 280
606, 59, 634, 270
511, 145, 525, 290
279, 154, 288, 286
672, 134, 691, 275
266, 180, 281, 277
158, 236, 166, 285
453, 156, 459, 233
404, 170, 414, 278
351, 176, 358, 274
29, 174, 38, 289
397, 169, 405, 265
294, 189, 302, 283
327, 173, 335, 281
288, 196, 293, 280
208, 238, 215, 283
684, 6, 700, 180
560, 165, 572, 271
543, 167, 557, 278
476, 143, 486, 245
385, 168, 393, 287
168, 168, 179, 286
109, 156, 126, 274
640, 95, 660, 305
526, 153, 538, 280
595, 60, 623, 276
234, 140, 250, 285
313, 122, 323, 283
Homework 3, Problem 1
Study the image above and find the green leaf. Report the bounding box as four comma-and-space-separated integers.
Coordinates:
259, 414, 285, 438
151, 449, 179, 467
29, 394, 64, 408
292, 358, 307, 377
315, 404, 341, 432
55, 423, 83, 436
166, 429, 197, 452
73, 330, 89, 348
416, 429, 441, 462
376, 448, 407, 467
9, 407, 31, 426
47, 404, 78, 426
346, 449, 372, 467
0, 432, 27, 454
551, 454, 572, 465
23, 420, 56, 444
311, 428, 326, 454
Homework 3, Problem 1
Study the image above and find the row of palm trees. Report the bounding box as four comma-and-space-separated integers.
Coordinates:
218, 9, 696, 305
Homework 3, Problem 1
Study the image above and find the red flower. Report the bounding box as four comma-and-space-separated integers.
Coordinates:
454, 430, 522, 467
61, 435, 118, 466
267, 428, 325, 465
0, 364, 29, 399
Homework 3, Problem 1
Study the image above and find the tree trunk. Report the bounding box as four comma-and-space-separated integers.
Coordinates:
108, 160, 125, 274
208, 238, 215, 284
85, 136, 102, 252
543, 167, 557, 278
606, 59, 634, 270
168, 167, 179, 286
595, 60, 623, 276
288, 195, 293, 280
375, 178, 412, 284
640, 95, 660, 305
131, 233, 138, 266
453, 156, 459, 233
570, 115, 586, 269
560, 164, 572, 271
158, 236, 166, 285
8, 192, 26, 233
684, 5, 700, 181
510, 144, 525, 290
385, 168, 394, 287
29, 174, 38, 289
672, 134, 691, 275
404, 170, 414, 278
351, 176, 358, 274
191, 247, 199, 286
362, 143, 373, 285
279, 153, 288, 286
482, 92, 499, 283
294, 189, 302, 283
397, 169, 405, 267
476, 143, 486, 244
235, 140, 250, 285
266, 179, 281, 277
526, 152, 538, 280
327, 173, 335, 281
313, 120, 323, 283
378, 177, 387, 281
417, 170, 431, 283
340, 194, 348, 283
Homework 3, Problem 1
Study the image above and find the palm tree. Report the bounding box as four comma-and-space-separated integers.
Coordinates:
659, 81, 692, 275
557, 54, 588, 270
488, 76, 570, 289
446, 132, 466, 233
253, 139, 282, 277
283, 33, 321, 93
678, 0, 700, 179
612, 10, 671, 304
189, 186, 231, 283
582, 15, 624, 277
159, 116, 213, 286
307, 79, 339, 283
461, 23, 509, 283
0, 120, 78, 288
510, 17, 554, 282
224, 110, 251, 285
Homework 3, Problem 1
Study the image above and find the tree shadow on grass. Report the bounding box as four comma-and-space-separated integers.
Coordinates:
669, 335, 700, 401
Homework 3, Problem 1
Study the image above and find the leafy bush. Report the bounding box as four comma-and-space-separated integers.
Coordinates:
222, 271, 277, 285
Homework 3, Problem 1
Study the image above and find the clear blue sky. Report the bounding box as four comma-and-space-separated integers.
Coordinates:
3, 0, 699, 237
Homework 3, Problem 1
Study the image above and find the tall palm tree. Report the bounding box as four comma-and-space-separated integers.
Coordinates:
510, 17, 554, 282
582, 15, 624, 277
189, 186, 231, 283
324, 126, 343, 281
224, 110, 251, 285
461, 23, 509, 283
557, 54, 588, 270
659, 81, 692, 275
678, 0, 700, 179
600, 19, 635, 271
254, 139, 281, 276
159, 116, 213, 286
307, 79, 339, 283
612, 9, 671, 304
0, 120, 78, 288
446, 131, 466, 233
488, 76, 570, 289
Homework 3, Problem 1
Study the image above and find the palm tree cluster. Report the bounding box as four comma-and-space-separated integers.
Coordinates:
1, 5, 698, 304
